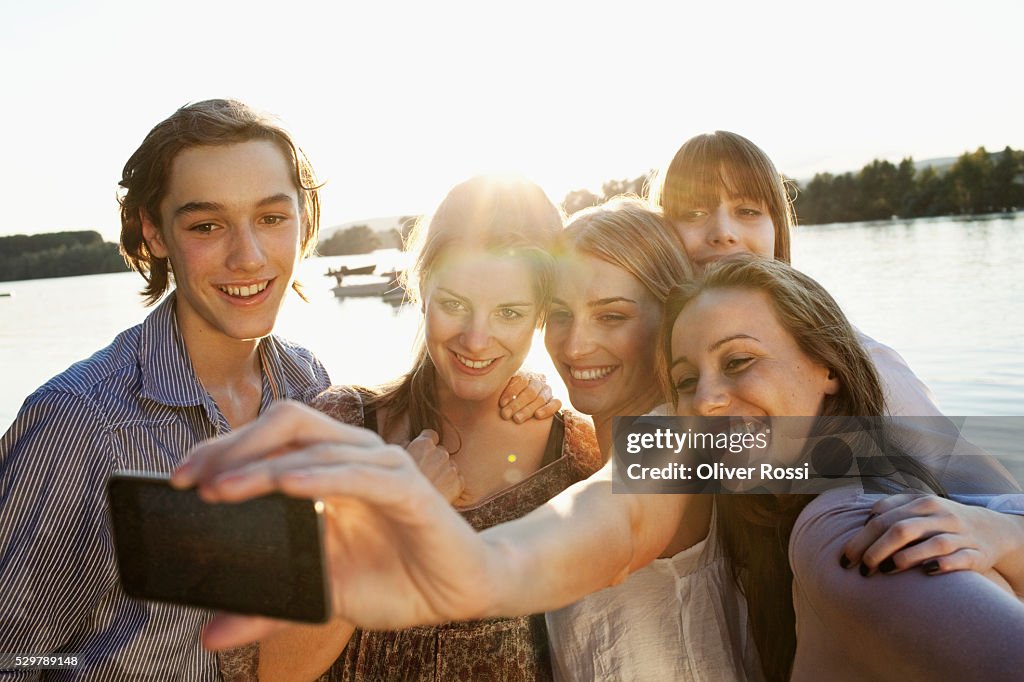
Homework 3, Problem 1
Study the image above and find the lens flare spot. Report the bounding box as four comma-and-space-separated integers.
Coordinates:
503, 469, 525, 484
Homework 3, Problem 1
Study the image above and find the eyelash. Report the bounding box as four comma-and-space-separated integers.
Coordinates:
674, 376, 697, 393
441, 300, 525, 320
187, 214, 287, 233
677, 204, 764, 221
674, 357, 754, 392
546, 310, 627, 324
548, 309, 571, 322
725, 357, 754, 371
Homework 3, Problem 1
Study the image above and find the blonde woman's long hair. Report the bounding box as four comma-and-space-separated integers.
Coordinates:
560, 196, 692, 304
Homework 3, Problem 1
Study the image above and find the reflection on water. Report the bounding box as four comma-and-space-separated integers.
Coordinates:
792, 213, 1024, 417
3, 217, 1023, 454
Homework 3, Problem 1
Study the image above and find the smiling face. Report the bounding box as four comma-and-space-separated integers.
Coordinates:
545, 253, 663, 420
669, 287, 839, 419
142, 140, 303, 350
423, 250, 539, 404
671, 190, 775, 272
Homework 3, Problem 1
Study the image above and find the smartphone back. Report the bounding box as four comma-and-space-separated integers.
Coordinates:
107, 472, 329, 622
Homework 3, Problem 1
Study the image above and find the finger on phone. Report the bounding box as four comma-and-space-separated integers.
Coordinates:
175, 401, 383, 488
203, 444, 411, 502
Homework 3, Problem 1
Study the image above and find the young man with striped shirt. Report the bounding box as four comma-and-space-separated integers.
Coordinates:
0, 100, 331, 681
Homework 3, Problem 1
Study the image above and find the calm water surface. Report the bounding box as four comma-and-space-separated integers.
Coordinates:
2, 215, 1022, 475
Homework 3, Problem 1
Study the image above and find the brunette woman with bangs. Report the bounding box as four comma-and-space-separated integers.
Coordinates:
651, 132, 951, 418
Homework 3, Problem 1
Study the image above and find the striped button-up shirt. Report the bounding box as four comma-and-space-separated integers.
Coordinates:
0, 294, 331, 681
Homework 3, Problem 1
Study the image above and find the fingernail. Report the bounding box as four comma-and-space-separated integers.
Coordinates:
839, 554, 851, 569
923, 560, 940, 575
879, 557, 896, 574
500, 398, 509, 408
859, 563, 870, 577
501, 409, 511, 419
514, 414, 524, 424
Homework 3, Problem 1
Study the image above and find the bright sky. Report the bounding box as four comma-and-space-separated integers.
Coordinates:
2, 0, 1021, 243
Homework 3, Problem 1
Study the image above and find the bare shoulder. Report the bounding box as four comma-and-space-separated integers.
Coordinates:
789, 489, 1024, 681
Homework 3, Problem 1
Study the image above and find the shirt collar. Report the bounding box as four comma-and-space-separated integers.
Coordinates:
257, 336, 289, 404
139, 294, 208, 407
138, 293, 291, 409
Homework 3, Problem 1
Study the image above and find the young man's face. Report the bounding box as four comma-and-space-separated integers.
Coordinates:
143, 140, 304, 349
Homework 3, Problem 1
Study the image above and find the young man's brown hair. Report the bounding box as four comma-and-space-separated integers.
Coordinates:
118, 99, 322, 305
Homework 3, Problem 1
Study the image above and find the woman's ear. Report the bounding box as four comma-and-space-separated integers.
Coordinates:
824, 368, 840, 395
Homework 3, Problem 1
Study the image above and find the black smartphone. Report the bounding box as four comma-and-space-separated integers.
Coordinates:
107, 471, 330, 622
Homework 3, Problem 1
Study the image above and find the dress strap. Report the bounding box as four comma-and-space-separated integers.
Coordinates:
540, 412, 565, 468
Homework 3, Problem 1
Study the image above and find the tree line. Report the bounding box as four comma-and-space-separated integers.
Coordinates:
561, 145, 1024, 226
797, 147, 1024, 224
0, 231, 129, 282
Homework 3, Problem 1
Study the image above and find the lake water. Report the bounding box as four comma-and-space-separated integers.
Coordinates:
2, 214, 1022, 477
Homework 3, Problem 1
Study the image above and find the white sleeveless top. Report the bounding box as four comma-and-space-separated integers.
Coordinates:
545, 504, 764, 681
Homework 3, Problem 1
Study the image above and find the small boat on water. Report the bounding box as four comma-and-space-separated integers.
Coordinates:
332, 269, 407, 302
331, 281, 392, 298
0, 292, 12, 298
325, 264, 376, 284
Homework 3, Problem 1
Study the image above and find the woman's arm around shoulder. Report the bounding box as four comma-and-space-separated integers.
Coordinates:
310, 385, 369, 426
789, 488, 1024, 682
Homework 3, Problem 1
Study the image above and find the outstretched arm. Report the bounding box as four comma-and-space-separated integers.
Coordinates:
172, 401, 689, 650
